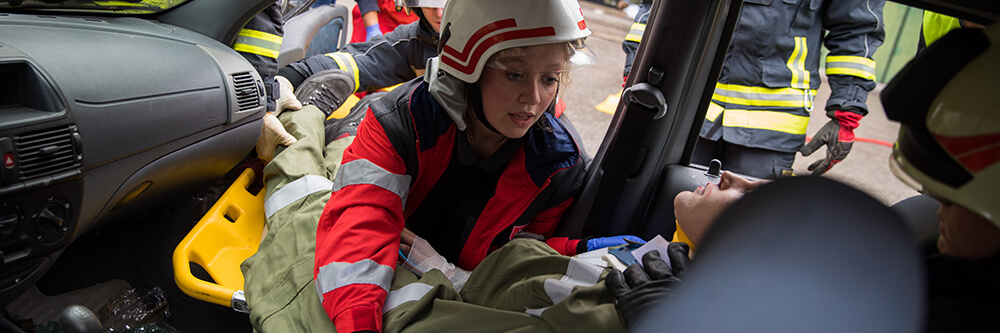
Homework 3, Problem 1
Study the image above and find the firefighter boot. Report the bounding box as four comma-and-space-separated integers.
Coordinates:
294, 68, 356, 118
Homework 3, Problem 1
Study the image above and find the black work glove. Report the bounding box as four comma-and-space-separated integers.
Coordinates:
799, 110, 863, 175
606, 242, 691, 328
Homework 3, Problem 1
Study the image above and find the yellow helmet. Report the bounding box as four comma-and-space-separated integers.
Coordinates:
884, 23, 1000, 225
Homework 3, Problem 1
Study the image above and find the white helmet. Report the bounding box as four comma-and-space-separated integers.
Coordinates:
886, 23, 1000, 226
425, 0, 597, 130
436, 0, 595, 83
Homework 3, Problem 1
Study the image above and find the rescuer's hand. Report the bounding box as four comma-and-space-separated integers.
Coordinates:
587, 236, 646, 252
365, 23, 383, 41
255, 112, 297, 163
398, 235, 471, 291
799, 110, 863, 175
275, 75, 302, 116
606, 243, 690, 328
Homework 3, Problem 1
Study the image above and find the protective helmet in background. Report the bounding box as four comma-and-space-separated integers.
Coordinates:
394, 0, 445, 15
884, 23, 1000, 226
394, 0, 446, 8
425, 0, 597, 130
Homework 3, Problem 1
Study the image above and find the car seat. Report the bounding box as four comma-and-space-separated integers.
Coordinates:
277, 3, 351, 68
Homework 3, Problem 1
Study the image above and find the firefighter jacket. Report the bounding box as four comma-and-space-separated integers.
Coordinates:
702, 0, 885, 153
279, 19, 438, 93
622, 0, 652, 80
234, 4, 283, 112
313, 79, 588, 332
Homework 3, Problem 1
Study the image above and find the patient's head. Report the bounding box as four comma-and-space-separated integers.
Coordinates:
674, 172, 765, 246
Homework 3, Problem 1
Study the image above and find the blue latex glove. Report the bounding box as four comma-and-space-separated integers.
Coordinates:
365, 23, 383, 41
587, 236, 646, 252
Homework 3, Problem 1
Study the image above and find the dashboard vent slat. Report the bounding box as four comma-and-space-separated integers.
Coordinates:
232, 72, 261, 112
15, 127, 81, 179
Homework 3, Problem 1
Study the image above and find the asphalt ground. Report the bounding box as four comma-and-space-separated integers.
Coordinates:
333, 0, 920, 206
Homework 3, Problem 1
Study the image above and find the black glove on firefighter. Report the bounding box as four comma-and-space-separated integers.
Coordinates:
799, 110, 864, 175
606, 242, 691, 328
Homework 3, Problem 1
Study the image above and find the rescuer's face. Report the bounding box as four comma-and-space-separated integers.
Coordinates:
422, 7, 444, 33
478, 44, 564, 139
936, 199, 1000, 260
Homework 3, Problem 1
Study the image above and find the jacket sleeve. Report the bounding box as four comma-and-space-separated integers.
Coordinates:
821, 0, 886, 116
621, 1, 651, 80
357, 0, 380, 15
521, 197, 583, 256
234, 4, 283, 112
315, 107, 409, 333
279, 22, 423, 93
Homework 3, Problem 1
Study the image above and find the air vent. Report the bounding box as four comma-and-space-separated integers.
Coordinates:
232, 72, 262, 112
15, 126, 80, 180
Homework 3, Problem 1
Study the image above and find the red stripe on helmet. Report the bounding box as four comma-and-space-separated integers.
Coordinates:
578, 8, 587, 30
934, 133, 1000, 173
442, 19, 517, 63
441, 27, 557, 76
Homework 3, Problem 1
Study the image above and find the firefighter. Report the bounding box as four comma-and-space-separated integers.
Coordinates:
234, 3, 304, 165
695, 0, 886, 179
311, 0, 648, 331
276, 0, 444, 97
882, 24, 1000, 331
918, 10, 986, 53
257, 0, 446, 162
352, 0, 420, 43
621, 0, 651, 83
233, 3, 283, 115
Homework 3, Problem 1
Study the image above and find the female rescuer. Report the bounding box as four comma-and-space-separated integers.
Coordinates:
312, 0, 644, 331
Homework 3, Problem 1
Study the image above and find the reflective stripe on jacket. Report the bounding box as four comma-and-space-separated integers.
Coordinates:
234, 4, 283, 112
314, 79, 586, 332
702, 0, 884, 152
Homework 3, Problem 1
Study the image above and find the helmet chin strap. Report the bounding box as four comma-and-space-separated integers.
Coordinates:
467, 82, 560, 136
467, 83, 503, 135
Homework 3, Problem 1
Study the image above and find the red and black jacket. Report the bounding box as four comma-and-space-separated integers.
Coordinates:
314, 78, 587, 332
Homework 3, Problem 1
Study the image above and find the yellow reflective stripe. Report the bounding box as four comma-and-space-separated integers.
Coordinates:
625, 22, 645, 43
786, 37, 810, 89
239, 29, 282, 44
326, 52, 360, 93
713, 84, 816, 108
94, 0, 173, 8
721, 109, 810, 135
825, 67, 877, 81
233, 44, 279, 59
825, 55, 877, 81
234, 29, 282, 59
706, 101, 723, 122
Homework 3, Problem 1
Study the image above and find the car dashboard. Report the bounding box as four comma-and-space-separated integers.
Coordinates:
0, 13, 264, 306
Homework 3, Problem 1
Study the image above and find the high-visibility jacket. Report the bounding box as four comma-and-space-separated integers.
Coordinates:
314, 79, 588, 332
233, 4, 283, 112
621, 0, 652, 79
702, 0, 885, 153
280, 19, 438, 94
